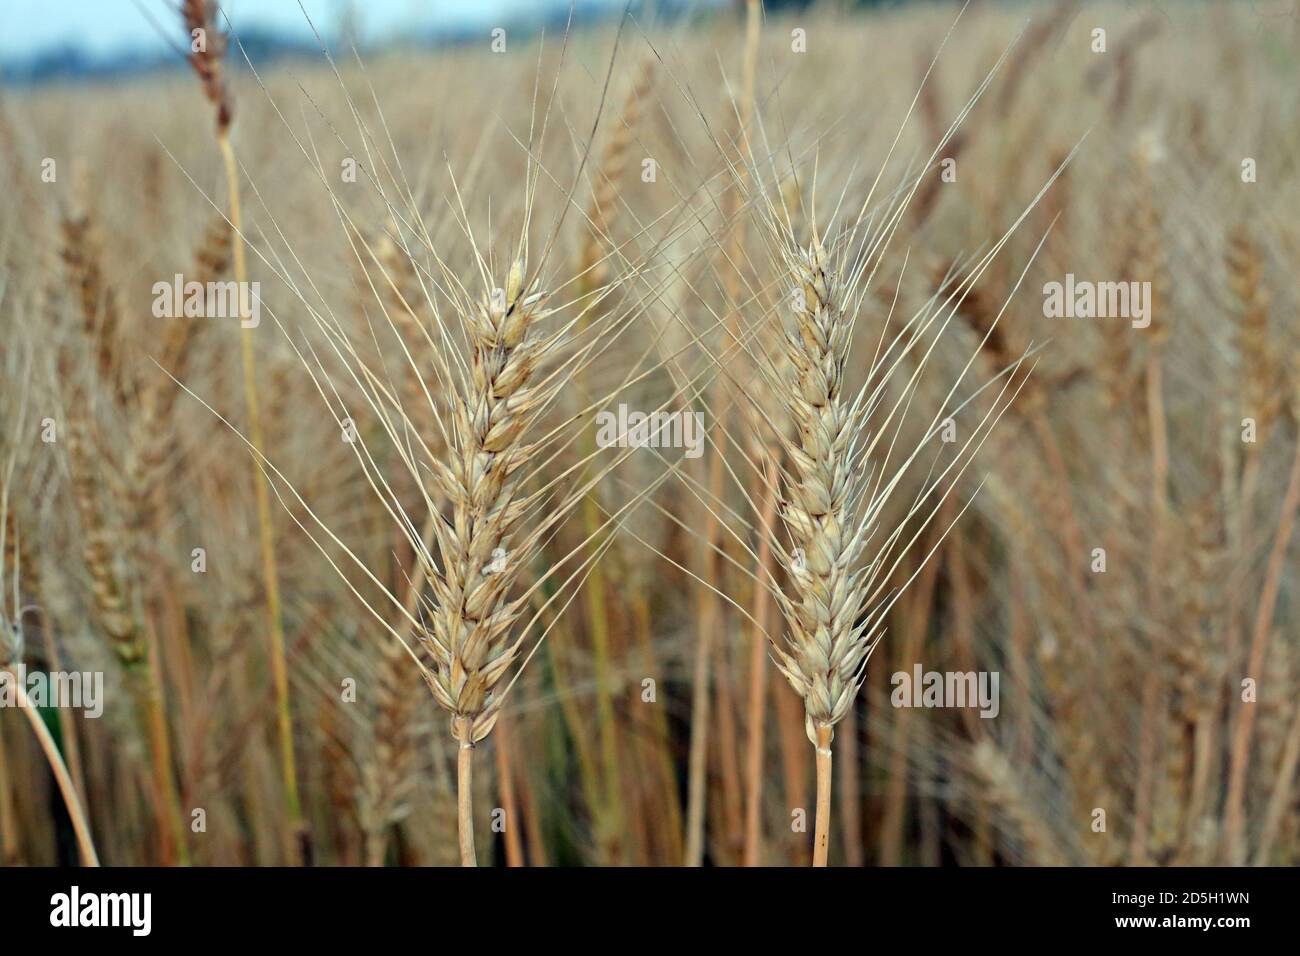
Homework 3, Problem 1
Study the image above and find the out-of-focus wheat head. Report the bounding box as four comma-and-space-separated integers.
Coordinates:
182, 0, 232, 134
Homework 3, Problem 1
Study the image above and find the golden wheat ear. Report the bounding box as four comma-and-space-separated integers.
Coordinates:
732, 123, 1056, 863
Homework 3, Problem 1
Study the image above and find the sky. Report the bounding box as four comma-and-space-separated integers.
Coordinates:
0, 1, 621, 61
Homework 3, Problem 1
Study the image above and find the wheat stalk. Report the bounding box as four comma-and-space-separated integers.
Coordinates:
752, 166, 1033, 865
764, 234, 871, 866
569, 55, 656, 859
685, 0, 763, 868
181, 0, 304, 860
417, 259, 559, 864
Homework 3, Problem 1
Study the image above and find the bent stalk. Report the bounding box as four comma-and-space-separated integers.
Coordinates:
9, 675, 100, 867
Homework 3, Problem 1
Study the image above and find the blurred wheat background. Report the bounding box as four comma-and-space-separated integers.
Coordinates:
1, 0, 1298, 867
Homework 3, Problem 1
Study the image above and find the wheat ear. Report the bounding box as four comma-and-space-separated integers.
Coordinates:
421, 259, 555, 865
766, 235, 870, 866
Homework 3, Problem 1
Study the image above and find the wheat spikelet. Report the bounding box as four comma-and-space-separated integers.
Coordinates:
53, 197, 196, 861
367, 228, 428, 333
182, 0, 232, 134
750, 147, 1030, 863
318, 699, 362, 863
764, 228, 891, 869
59, 212, 125, 401
939, 261, 1044, 412
379, 255, 583, 866
161, 214, 233, 379
57, 203, 157, 660
970, 740, 1068, 866
995, 0, 1080, 113
54, 212, 140, 661
581, 58, 655, 292
769, 237, 870, 744
368, 229, 448, 459
128, 217, 233, 513
360, 627, 420, 864
1226, 224, 1280, 443
422, 259, 553, 745
64, 418, 141, 665
1125, 151, 1169, 350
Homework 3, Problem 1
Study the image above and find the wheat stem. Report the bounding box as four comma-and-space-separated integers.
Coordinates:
743, 457, 778, 866
494, 712, 525, 866
456, 719, 477, 867
684, 458, 723, 865
684, 0, 762, 866
813, 725, 833, 867
1224, 436, 1300, 863
217, 133, 303, 860
9, 673, 100, 867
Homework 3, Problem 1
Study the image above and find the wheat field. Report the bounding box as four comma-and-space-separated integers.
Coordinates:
0, 0, 1297, 868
